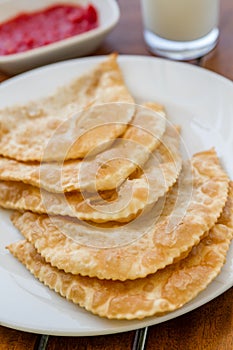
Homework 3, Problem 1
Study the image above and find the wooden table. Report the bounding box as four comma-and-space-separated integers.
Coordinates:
0, 0, 232, 349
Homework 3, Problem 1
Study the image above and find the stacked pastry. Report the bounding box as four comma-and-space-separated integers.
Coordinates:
0, 55, 232, 319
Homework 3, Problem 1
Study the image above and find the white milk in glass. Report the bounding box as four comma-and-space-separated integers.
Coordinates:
141, 0, 220, 59
141, 0, 219, 41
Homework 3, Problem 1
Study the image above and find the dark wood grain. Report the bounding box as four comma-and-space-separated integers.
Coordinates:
95, 0, 148, 56
0, 326, 39, 350
147, 288, 233, 350
0, 0, 232, 349
0, 72, 8, 82
47, 331, 136, 350
202, 0, 233, 80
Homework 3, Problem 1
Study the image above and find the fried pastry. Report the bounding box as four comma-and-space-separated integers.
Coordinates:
11, 149, 229, 280
0, 103, 166, 193
7, 182, 233, 319
0, 124, 181, 222
0, 54, 136, 161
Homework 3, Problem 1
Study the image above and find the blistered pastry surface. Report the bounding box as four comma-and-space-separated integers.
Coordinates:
8, 183, 233, 319
11, 150, 229, 280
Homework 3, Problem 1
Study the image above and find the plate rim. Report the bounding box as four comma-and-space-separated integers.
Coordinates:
0, 54, 232, 336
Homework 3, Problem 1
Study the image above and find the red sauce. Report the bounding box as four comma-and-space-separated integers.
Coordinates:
0, 4, 98, 55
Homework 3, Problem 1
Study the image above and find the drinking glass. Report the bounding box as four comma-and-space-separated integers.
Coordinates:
141, 0, 220, 60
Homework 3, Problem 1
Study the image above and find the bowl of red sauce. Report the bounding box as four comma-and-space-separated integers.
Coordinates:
0, 0, 120, 74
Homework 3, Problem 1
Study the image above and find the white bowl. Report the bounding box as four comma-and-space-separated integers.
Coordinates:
0, 0, 120, 75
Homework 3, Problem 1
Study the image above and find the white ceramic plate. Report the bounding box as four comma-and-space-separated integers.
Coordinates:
0, 56, 233, 336
0, 0, 119, 75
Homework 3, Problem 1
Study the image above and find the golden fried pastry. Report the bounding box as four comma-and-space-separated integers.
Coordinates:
0, 103, 166, 193
11, 149, 229, 280
0, 124, 181, 222
0, 54, 136, 161
7, 182, 233, 320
